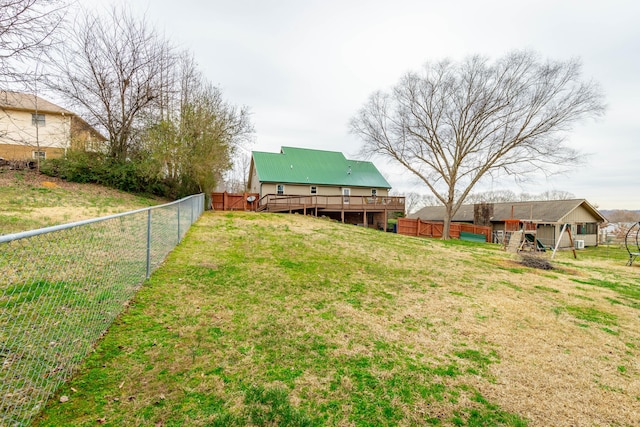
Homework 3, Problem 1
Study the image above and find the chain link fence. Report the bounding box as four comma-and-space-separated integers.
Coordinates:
0, 194, 204, 426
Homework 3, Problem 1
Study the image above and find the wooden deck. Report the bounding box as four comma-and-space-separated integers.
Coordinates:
257, 194, 405, 214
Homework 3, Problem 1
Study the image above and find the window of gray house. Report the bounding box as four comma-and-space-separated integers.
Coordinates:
310, 186, 317, 195
578, 223, 597, 235
32, 113, 45, 126
371, 189, 377, 197
277, 184, 285, 195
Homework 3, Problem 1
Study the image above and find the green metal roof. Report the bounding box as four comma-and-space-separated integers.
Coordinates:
251, 146, 391, 188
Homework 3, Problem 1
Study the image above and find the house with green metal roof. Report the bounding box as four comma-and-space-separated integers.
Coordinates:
248, 146, 404, 228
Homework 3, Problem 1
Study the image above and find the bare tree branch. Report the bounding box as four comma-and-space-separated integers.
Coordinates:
0, 0, 68, 83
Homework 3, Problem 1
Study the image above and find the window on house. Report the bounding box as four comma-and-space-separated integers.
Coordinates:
32, 151, 46, 159
32, 114, 45, 126
342, 188, 350, 203
276, 184, 285, 195
310, 186, 317, 195
578, 223, 598, 235
371, 189, 377, 197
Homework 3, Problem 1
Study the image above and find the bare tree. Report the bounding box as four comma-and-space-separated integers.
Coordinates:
0, 0, 68, 82
350, 51, 605, 238
48, 6, 175, 160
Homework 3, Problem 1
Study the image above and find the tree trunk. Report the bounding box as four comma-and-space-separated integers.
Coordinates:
442, 203, 453, 240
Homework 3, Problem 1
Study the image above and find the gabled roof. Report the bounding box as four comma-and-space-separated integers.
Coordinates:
0, 91, 72, 115
251, 146, 391, 188
71, 115, 107, 142
411, 199, 607, 223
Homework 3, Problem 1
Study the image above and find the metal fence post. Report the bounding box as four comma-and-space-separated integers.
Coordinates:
177, 202, 181, 244
146, 208, 152, 279
191, 197, 197, 224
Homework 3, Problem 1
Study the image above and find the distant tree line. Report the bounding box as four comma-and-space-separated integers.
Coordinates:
603, 210, 640, 223
2, 1, 252, 203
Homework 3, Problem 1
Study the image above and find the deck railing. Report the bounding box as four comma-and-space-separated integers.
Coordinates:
258, 194, 405, 212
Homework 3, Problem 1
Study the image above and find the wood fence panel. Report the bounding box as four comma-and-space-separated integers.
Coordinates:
212, 193, 225, 210
449, 223, 461, 239
397, 218, 418, 236
211, 192, 259, 211
397, 218, 491, 242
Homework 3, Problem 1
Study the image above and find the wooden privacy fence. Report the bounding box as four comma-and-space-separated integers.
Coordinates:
397, 218, 492, 242
211, 192, 259, 211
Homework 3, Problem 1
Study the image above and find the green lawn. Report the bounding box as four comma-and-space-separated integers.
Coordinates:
32, 212, 640, 426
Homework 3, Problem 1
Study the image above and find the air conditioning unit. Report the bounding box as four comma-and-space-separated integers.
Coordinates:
575, 240, 585, 250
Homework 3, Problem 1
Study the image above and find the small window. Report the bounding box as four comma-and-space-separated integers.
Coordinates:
310, 186, 317, 195
342, 188, 350, 203
32, 114, 45, 126
579, 223, 597, 235
276, 184, 285, 195
32, 151, 46, 159
371, 189, 377, 197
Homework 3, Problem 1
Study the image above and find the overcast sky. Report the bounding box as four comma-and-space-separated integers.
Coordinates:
85, 0, 640, 209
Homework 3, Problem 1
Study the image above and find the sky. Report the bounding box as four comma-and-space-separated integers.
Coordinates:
83, 0, 640, 210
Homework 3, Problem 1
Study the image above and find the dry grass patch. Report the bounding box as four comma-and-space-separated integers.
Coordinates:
0, 169, 164, 234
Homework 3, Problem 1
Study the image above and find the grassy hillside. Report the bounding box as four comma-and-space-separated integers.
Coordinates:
0, 169, 164, 235
32, 212, 640, 426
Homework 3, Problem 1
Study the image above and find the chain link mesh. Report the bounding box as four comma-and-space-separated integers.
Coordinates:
0, 194, 204, 426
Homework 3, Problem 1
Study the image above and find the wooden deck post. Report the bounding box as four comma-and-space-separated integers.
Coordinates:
384, 208, 388, 232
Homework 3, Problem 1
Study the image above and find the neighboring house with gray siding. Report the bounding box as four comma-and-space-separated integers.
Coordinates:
410, 199, 607, 248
